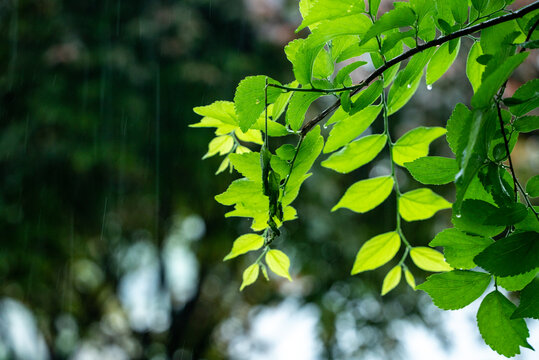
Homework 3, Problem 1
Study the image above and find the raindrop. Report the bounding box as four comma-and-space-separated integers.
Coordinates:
407, 84, 411, 89
455, 214, 462, 218
426, 84, 433, 91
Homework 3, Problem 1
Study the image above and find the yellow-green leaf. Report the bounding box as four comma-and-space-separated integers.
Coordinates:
392, 127, 447, 166
399, 188, 451, 221
410, 247, 453, 272
332, 176, 394, 213
235, 129, 263, 144
240, 264, 260, 291
351, 232, 401, 274
266, 249, 292, 281
405, 268, 416, 289
223, 234, 265, 261
215, 156, 230, 175
382, 266, 402, 295
321, 134, 387, 173
202, 135, 235, 159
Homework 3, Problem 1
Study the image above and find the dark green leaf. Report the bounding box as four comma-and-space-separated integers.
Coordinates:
508, 79, 539, 116
452, 200, 505, 237
417, 270, 491, 310
482, 203, 528, 226
513, 115, 539, 133
446, 103, 472, 157
526, 175, 539, 197
477, 291, 532, 357
515, 207, 539, 232
404, 156, 458, 185
512, 278, 539, 320
516, 39, 539, 49
476, 54, 493, 65
474, 231, 539, 277
471, 0, 488, 12
430, 228, 493, 269
436, 18, 452, 34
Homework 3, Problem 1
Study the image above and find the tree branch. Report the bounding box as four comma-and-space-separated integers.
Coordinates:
299, 0, 539, 136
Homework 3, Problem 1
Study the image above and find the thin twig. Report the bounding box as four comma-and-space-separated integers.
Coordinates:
495, 101, 518, 200
295, 0, 539, 136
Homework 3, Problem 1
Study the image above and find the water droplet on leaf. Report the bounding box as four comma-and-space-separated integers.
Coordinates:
427, 84, 433, 91
407, 84, 411, 89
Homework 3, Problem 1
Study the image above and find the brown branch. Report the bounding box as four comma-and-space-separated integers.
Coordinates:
299, 0, 539, 136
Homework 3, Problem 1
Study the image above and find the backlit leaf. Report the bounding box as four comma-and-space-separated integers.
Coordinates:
324, 105, 382, 153
381, 266, 402, 295
417, 270, 491, 310
474, 231, 539, 277
229, 152, 261, 182
234, 76, 282, 132
360, 6, 417, 46
410, 247, 452, 272
322, 134, 387, 173
351, 232, 401, 274
452, 200, 505, 238
332, 176, 394, 213
203, 135, 234, 159
240, 264, 260, 291
297, 0, 365, 32
498, 268, 538, 292
265, 249, 292, 281
426, 39, 460, 85
399, 188, 451, 222
446, 103, 472, 157
429, 228, 493, 269
224, 234, 265, 261
477, 291, 532, 357
405, 268, 416, 289
513, 115, 539, 133
404, 156, 458, 185
392, 127, 447, 166
286, 92, 323, 132
507, 79, 539, 116
471, 53, 528, 109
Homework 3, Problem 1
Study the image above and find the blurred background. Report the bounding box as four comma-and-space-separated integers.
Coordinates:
0, 0, 537, 359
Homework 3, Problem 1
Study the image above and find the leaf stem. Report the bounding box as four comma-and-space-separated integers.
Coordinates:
297, 0, 539, 136
282, 134, 305, 195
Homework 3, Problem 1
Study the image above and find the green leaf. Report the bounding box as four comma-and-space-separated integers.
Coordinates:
192, 100, 238, 126
452, 200, 505, 238
313, 49, 334, 79
477, 291, 532, 357
513, 115, 539, 133
515, 207, 539, 232
471, 53, 528, 109
482, 203, 528, 226
234, 76, 282, 132
224, 234, 265, 261
405, 268, 416, 289
240, 264, 260, 291
322, 134, 387, 173
404, 156, 458, 185
333, 61, 366, 86
446, 103, 472, 158
450, 0, 468, 23
297, 0, 365, 32
426, 39, 460, 85
526, 175, 539, 197
369, 0, 381, 17
429, 228, 494, 269
283, 126, 324, 206
512, 278, 539, 320
360, 6, 417, 46
324, 105, 382, 153
291, 14, 371, 84
265, 249, 292, 281
381, 266, 402, 295
215, 157, 230, 175
332, 176, 394, 213
474, 231, 539, 277
272, 83, 296, 121
508, 79, 539, 116
351, 232, 401, 274
350, 80, 383, 114
229, 152, 262, 182
399, 188, 451, 222
392, 127, 446, 166
417, 270, 491, 310
498, 268, 538, 292
471, 0, 488, 12
387, 71, 422, 115
410, 247, 453, 272
202, 135, 234, 159
286, 92, 323, 132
